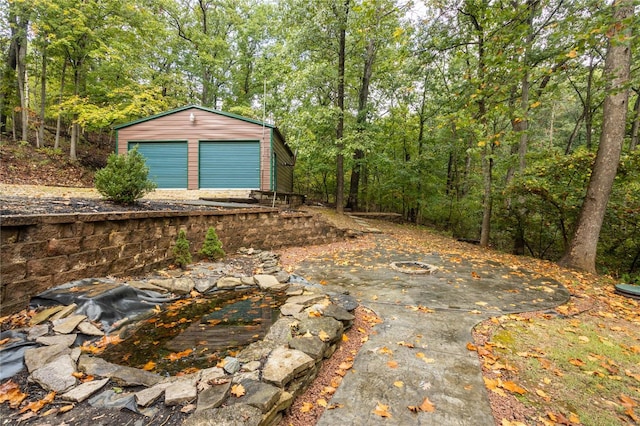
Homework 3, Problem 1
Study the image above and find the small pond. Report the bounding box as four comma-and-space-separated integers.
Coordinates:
100, 288, 287, 376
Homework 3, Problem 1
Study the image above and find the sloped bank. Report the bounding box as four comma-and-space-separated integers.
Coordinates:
0, 207, 347, 316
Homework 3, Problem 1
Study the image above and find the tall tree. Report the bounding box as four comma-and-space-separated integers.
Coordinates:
559, 0, 633, 273
335, 0, 349, 214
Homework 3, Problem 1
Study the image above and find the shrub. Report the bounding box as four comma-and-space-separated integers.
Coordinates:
173, 229, 192, 268
200, 227, 225, 260
94, 145, 156, 204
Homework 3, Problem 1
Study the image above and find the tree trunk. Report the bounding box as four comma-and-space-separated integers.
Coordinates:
55, 59, 67, 150
585, 57, 595, 150
39, 47, 47, 147
346, 38, 375, 212
630, 89, 639, 151
335, 0, 350, 214
559, 0, 633, 273
70, 60, 83, 161
15, 18, 28, 142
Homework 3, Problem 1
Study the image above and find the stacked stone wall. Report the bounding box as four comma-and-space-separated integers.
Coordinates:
1, 209, 345, 315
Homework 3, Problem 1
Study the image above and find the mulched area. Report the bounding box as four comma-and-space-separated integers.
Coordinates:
0, 196, 222, 216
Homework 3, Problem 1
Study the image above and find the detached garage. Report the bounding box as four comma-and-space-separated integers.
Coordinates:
114, 105, 294, 192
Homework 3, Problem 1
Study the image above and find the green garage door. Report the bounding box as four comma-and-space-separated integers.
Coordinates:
199, 141, 260, 189
128, 141, 188, 189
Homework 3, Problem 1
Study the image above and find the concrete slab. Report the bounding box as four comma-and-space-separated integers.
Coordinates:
292, 235, 570, 426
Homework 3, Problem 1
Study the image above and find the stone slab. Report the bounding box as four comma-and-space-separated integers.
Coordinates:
61, 378, 109, 402
262, 347, 314, 388
183, 404, 262, 426
24, 344, 70, 373
35, 334, 77, 347
135, 383, 172, 407
29, 354, 77, 393
30, 306, 64, 326
196, 381, 231, 412
52, 314, 87, 334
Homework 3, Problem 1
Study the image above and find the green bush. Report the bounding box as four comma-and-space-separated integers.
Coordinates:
173, 229, 192, 268
199, 227, 225, 260
94, 145, 156, 204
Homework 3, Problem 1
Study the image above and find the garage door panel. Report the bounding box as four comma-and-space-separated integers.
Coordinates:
199, 141, 259, 189
129, 141, 188, 189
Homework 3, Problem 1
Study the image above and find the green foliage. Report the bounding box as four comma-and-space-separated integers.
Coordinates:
199, 227, 225, 261
173, 229, 192, 269
94, 146, 157, 205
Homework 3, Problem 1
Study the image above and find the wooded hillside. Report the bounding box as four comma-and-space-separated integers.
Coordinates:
1, 0, 638, 281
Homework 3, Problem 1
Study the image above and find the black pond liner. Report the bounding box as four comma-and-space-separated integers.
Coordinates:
389, 261, 438, 275
99, 287, 288, 376
614, 283, 640, 300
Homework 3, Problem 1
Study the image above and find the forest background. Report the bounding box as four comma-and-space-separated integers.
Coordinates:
1, 0, 638, 283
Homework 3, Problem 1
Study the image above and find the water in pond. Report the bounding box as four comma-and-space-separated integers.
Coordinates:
100, 288, 286, 376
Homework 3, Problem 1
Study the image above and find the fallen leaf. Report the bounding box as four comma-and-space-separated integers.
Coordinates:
300, 401, 314, 413
397, 341, 414, 348
466, 342, 477, 351
327, 402, 344, 409
318, 330, 330, 342
60, 404, 74, 413
569, 358, 585, 367
165, 348, 193, 362
419, 397, 435, 412
317, 398, 328, 407
142, 360, 156, 371
379, 346, 393, 355
387, 360, 398, 368
502, 381, 527, 395
536, 389, 551, 401
373, 402, 392, 418
19, 391, 55, 413
0, 380, 28, 408
342, 333, 349, 342
230, 384, 245, 398
181, 403, 196, 413
393, 381, 404, 388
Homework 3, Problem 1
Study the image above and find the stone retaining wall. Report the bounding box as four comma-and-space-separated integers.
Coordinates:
0, 208, 346, 315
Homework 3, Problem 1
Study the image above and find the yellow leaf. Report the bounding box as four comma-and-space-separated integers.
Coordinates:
387, 360, 398, 369
0, 380, 28, 409
373, 402, 392, 418
338, 359, 354, 370
419, 397, 436, 412
19, 391, 55, 414
397, 341, 414, 348
393, 381, 404, 388
567, 49, 578, 58
165, 348, 193, 362
59, 404, 74, 413
230, 384, 245, 398
569, 412, 581, 423
502, 381, 527, 395
466, 342, 477, 351
530, 101, 541, 108
536, 389, 551, 401
300, 401, 314, 413
379, 346, 393, 355
142, 361, 156, 371
342, 333, 349, 342
317, 398, 328, 407
318, 330, 330, 342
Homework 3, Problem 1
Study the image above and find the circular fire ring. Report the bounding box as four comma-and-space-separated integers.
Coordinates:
390, 261, 438, 275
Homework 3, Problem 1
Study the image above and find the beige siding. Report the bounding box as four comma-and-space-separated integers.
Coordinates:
117, 108, 273, 190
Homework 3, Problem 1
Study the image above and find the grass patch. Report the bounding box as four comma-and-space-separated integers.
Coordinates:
490, 314, 640, 425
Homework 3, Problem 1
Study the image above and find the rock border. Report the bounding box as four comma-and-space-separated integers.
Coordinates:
13, 249, 356, 426
389, 260, 438, 275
